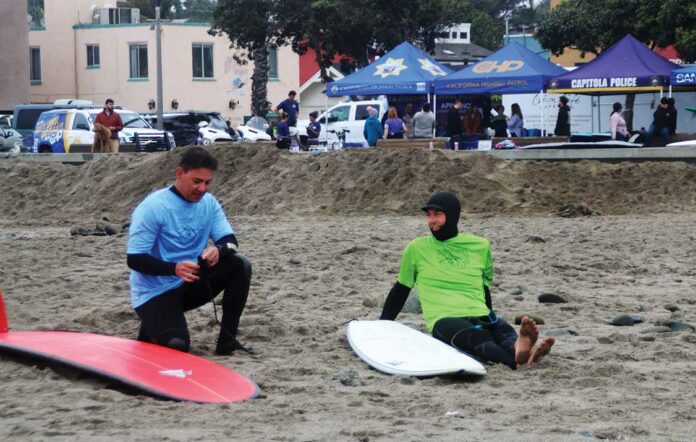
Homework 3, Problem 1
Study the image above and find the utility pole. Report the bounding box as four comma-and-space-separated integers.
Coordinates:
155, 0, 164, 130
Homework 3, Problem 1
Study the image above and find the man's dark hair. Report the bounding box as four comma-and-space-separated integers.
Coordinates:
422, 103, 431, 112
559, 96, 569, 105
660, 97, 669, 105
105, 98, 114, 105
288, 90, 297, 96
309, 111, 318, 118
179, 146, 218, 172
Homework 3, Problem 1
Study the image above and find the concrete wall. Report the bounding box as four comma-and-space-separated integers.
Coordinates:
0, 0, 31, 110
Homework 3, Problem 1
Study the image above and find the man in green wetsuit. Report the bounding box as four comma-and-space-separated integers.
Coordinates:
380, 192, 554, 369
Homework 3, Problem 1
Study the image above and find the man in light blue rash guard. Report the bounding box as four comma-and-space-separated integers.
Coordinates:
127, 147, 253, 355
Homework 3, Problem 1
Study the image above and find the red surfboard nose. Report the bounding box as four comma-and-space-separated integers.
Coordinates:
0, 289, 8, 332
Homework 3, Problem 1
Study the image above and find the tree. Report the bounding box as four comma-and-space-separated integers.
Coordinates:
279, 0, 501, 83
175, 0, 217, 22
209, 0, 282, 118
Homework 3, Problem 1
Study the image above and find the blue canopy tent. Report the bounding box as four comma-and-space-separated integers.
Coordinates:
433, 41, 567, 134
548, 35, 679, 133
326, 41, 453, 97
670, 65, 696, 88
433, 41, 566, 95
548, 35, 679, 95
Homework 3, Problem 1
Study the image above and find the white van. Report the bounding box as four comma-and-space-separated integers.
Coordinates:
296, 97, 389, 146
33, 108, 175, 153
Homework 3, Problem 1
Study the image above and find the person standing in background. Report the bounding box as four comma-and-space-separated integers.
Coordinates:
609, 102, 630, 141
554, 96, 571, 137
383, 107, 407, 139
275, 91, 300, 127
446, 99, 464, 147
95, 98, 123, 153
363, 107, 383, 147
306, 111, 321, 146
413, 103, 436, 138
507, 103, 524, 137
403, 103, 416, 139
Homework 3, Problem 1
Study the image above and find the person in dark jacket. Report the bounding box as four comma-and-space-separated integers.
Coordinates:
643, 97, 674, 147
446, 99, 464, 148
667, 97, 677, 135
490, 105, 508, 137
554, 96, 570, 137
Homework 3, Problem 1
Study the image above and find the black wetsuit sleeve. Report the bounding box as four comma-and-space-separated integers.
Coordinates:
484, 285, 492, 311
215, 233, 238, 248
380, 281, 411, 320
127, 253, 177, 276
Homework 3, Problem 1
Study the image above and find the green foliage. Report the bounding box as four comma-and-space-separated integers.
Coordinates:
119, 0, 179, 19
120, 0, 216, 21
537, 0, 696, 59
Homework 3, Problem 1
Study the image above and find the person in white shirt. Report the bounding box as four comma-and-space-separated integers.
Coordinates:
412, 103, 436, 138
610, 102, 630, 141
507, 103, 524, 137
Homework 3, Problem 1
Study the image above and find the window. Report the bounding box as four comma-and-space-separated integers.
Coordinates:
329, 105, 350, 122
30, 47, 41, 83
437, 32, 449, 39
129, 44, 148, 79
355, 105, 373, 121
28, 0, 45, 27
87, 45, 100, 68
192, 44, 214, 79
459, 32, 468, 40
72, 113, 90, 131
268, 46, 278, 80
108, 8, 134, 24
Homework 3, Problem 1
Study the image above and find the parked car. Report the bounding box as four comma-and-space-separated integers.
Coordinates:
296, 97, 389, 146
32, 108, 174, 153
237, 116, 272, 142
144, 111, 237, 147
0, 127, 26, 152
13, 100, 97, 148
0, 114, 12, 129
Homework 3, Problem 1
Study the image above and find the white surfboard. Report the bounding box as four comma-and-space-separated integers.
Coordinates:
347, 320, 486, 377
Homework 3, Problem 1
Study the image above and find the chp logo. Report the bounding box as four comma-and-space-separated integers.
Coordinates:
418, 58, 447, 76
373, 57, 408, 78
472, 60, 525, 74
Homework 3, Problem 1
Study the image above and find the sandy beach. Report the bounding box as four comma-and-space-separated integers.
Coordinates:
1, 144, 695, 441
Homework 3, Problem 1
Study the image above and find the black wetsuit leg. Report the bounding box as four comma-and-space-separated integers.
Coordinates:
195, 253, 252, 341
432, 316, 518, 369
134, 253, 251, 352
134, 284, 191, 352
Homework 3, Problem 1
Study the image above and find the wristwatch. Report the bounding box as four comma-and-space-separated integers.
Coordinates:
216, 242, 238, 256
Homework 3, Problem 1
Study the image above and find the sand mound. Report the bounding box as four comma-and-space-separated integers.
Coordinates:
1, 143, 696, 224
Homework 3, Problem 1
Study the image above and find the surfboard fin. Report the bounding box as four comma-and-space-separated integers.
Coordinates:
0, 289, 9, 333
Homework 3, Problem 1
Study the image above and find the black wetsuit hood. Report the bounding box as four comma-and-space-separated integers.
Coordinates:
422, 192, 460, 241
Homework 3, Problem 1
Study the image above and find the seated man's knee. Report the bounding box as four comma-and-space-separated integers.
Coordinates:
164, 337, 190, 353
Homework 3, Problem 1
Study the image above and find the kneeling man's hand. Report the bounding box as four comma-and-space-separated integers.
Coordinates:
200, 245, 220, 268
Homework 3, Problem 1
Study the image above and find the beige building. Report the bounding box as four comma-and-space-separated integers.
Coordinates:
0, 0, 31, 111
28, 0, 299, 124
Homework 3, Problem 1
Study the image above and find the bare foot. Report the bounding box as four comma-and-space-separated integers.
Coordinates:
528, 336, 555, 364
514, 316, 539, 366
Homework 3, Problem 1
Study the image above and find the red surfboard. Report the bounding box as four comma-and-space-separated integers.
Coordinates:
0, 291, 259, 403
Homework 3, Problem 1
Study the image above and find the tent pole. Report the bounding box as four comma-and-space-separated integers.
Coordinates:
540, 89, 544, 137
597, 95, 601, 133
433, 94, 437, 137
669, 85, 672, 98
